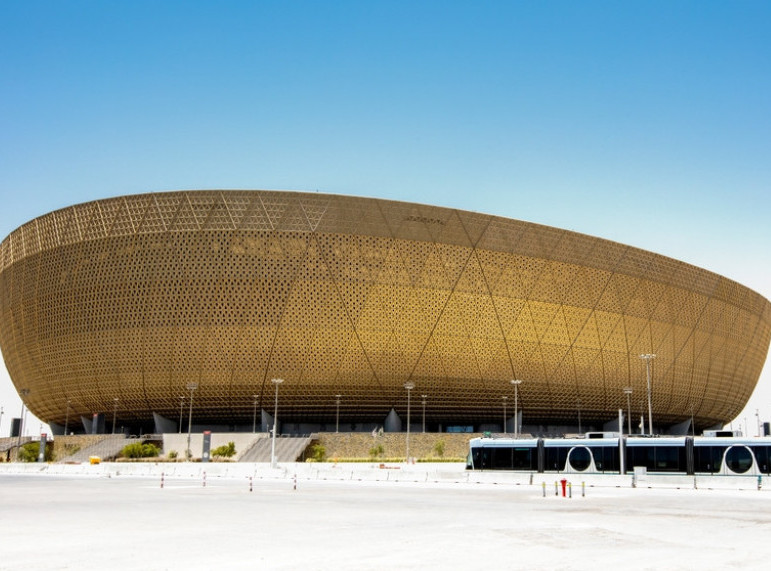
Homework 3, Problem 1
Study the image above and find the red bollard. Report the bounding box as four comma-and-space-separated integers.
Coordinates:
560, 478, 567, 497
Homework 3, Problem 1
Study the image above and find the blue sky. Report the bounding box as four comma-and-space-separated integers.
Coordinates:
1, 1, 770, 436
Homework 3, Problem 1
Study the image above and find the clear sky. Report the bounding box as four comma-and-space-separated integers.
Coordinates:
1, 1, 770, 437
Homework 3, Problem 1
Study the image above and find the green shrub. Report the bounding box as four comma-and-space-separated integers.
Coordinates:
167, 450, 178, 459
433, 439, 446, 457
121, 442, 160, 458
18, 442, 53, 462
211, 441, 236, 458
368, 443, 385, 459
309, 444, 326, 462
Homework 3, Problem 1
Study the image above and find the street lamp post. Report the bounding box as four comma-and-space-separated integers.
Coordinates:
112, 398, 119, 434
178, 396, 185, 434
577, 399, 582, 435
16, 388, 30, 461
421, 395, 427, 433
510, 380, 522, 438
502, 396, 508, 434
270, 378, 284, 468
623, 388, 633, 435
757, 409, 761, 438
252, 394, 259, 433
404, 382, 415, 461
186, 383, 198, 460
335, 395, 341, 433
63, 400, 71, 436
640, 354, 656, 435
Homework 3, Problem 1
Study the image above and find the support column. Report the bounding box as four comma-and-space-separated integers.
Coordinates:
384, 408, 401, 433
152, 412, 177, 434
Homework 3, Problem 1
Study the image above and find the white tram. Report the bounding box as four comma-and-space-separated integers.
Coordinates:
467, 432, 771, 476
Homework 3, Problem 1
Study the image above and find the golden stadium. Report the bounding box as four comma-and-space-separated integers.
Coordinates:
1, 190, 769, 435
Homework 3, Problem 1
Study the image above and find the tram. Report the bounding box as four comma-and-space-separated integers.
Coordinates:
467, 432, 771, 476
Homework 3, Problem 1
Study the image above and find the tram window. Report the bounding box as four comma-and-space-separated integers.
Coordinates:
592, 447, 619, 473
626, 445, 683, 472
725, 446, 753, 474
694, 446, 723, 473
654, 447, 684, 471
592, 447, 604, 470
512, 448, 534, 470
750, 446, 771, 474
568, 447, 591, 471
627, 446, 655, 471
492, 447, 513, 470
479, 448, 492, 470
545, 448, 569, 471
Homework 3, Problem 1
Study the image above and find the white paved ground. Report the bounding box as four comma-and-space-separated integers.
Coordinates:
1, 466, 771, 570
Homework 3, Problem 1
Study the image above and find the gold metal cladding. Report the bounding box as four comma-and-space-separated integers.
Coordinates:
1, 190, 769, 430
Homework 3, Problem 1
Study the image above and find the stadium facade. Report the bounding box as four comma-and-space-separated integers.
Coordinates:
1, 190, 769, 436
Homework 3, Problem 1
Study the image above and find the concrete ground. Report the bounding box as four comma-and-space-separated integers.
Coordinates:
1, 465, 771, 570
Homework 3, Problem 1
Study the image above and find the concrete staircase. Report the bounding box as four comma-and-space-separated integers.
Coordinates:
58, 435, 142, 463
239, 435, 312, 463
0, 436, 32, 453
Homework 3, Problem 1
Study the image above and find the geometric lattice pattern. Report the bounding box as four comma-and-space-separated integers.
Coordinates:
1, 190, 769, 431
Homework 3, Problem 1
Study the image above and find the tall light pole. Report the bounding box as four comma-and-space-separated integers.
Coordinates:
502, 396, 508, 434
511, 380, 522, 438
623, 388, 633, 435
112, 398, 119, 434
16, 388, 30, 461
178, 396, 185, 434
756, 409, 761, 438
577, 399, 582, 435
421, 395, 427, 433
63, 400, 71, 436
252, 394, 259, 433
640, 354, 655, 435
404, 382, 415, 461
335, 394, 341, 433
186, 382, 198, 460
270, 378, 284, 468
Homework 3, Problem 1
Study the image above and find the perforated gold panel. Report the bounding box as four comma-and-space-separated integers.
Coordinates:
1, 190, 769, 431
